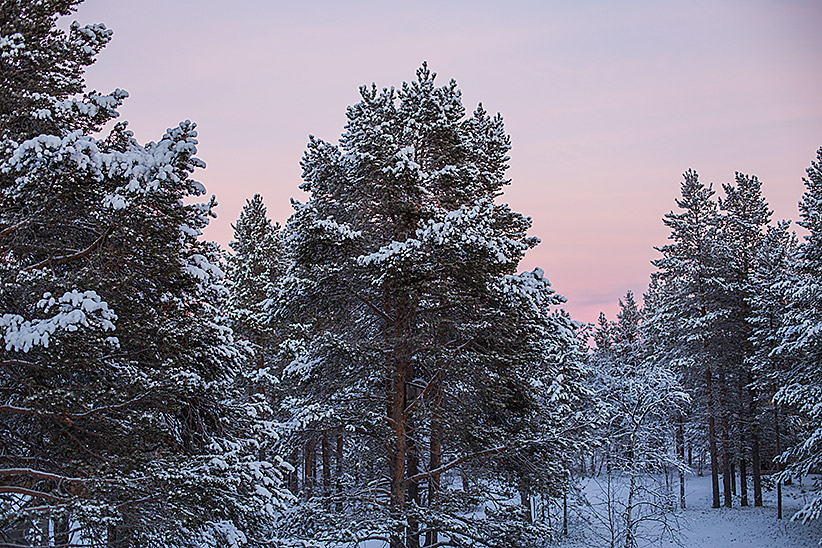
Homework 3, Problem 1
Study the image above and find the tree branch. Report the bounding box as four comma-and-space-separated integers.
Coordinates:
405, 446, 505, 485
403, 370, 441, 419
0, 485, 63, 501
0, 394, 146, 422
24, 226, 113, 271
0, 218, 31, 240
0, 359, 43, 371
350, 289, 394, 324
0, 468, 88, 483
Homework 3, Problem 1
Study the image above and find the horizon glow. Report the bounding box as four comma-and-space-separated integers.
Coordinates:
74, 0, 822, 324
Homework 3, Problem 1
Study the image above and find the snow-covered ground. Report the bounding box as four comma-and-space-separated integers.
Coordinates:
568, 473, 821, 548
334, 473, 820, 547
663, 474, 820, 548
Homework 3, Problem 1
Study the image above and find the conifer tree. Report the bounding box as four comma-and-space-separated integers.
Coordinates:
650, 169, 726, 508
274, 64, 588, 548
0, 2, 290, 546
718, 172, 772, 507
771, 147, 822, 527
227, 193, 283, 371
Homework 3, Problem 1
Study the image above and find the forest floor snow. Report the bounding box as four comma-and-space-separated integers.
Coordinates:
567, 472, 821, 548
347, 473, 820, 547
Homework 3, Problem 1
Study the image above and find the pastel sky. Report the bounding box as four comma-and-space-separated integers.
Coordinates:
74, 0, 822, 324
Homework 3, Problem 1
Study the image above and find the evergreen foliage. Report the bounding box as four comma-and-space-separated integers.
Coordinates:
272, 63, 590, 548
0, 3, 290, 546
771, 147, 822, 525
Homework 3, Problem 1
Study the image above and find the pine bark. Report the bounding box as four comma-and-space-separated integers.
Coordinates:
336, 427, 344, 512
406, 374, 421, 548
322, 429, 331, 501
747, 371, 763, 507
718, 367, 732, 507
387, 290, 413, 548
676, 412, 686, 509
425, 379, 443, 548
706, 366, 721, 508
305, 437, 316, 499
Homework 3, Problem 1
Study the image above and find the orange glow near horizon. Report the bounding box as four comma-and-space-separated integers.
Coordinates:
75, 0, 821, 324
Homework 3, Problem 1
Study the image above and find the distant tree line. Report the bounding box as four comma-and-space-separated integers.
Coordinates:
586, 151, 822, 544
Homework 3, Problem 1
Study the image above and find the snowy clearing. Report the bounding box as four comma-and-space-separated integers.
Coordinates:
568, 473, 821, 548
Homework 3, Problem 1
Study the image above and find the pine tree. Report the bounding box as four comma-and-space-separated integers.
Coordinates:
227, 193, 283, 371
0, 2, 290, 546
718, 172, 772, 507
274, 63, 588, 548
772, 146, 822, 527
650, 169, 726, 508
0, 0, 124, 141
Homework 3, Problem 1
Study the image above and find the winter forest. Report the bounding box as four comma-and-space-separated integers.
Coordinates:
1, 2, 821, 548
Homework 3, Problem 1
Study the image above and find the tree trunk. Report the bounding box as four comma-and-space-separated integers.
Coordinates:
706, 366, 721, 508
387, 290, 413, 548
322, 429, 331, 501
520, 479, 532, 523
730, 460, 736, 496
748, 372, 762, 507
54, 514, 70, 547
676, 412, 686, 509
740, 457, 748, 506
718, 368, 732, 508
406, 375, 421, 548
625, 473, 636, 548
775, 405, 782, 519
336, 427, 344, 512
305, 436, 316, 499
288, 447, 299, 495
425, 379, 443, 548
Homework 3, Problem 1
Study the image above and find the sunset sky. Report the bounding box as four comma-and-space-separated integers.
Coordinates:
74, 0, 822, 324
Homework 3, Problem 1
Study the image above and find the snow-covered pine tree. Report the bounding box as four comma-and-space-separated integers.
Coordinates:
227, 193, 284, 371
0, 2, 290, 546
771, 146, 822, 528
650, 169, 727, 509
273, 64, 588, 548
718, 172, 772, 507
748, 220, 799, 518
0, 0, 119, 142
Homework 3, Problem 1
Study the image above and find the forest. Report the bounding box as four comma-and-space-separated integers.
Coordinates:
0, 2, 820, 547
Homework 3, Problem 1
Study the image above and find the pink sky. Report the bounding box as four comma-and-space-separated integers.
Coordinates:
75, 0, 821, 324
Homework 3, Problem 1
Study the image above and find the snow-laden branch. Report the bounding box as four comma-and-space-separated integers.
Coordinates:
0, 485, 63, 502
1, 290, 116, 352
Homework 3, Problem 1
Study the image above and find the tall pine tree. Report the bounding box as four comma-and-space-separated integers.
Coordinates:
650, 169, 726, 508
0, 3, 290, 546
273, 64, 588, 548
772, 147, 822, 527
